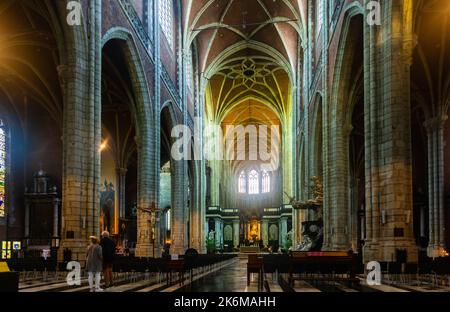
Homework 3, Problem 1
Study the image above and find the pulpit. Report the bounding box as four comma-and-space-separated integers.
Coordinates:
24, 170, 61, 249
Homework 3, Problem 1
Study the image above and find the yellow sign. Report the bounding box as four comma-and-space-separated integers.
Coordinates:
0, 261, 10, 272
1, 250, 11, 260
1, 241, 14, 259
2, 241, 11, 249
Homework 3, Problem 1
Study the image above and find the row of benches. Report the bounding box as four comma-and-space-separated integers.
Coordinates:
247, 252, 450, 289
112, 254, 236, 275
5, 254, 237, 286
247, 252, 359, 289
6, 254, 236, 272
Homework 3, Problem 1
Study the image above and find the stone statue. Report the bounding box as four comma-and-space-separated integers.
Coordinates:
208, 230, 215, 241
297, 235, 313, 251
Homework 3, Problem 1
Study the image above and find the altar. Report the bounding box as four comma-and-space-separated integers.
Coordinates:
245, 219, 261, 242
239, 246, 260, 254
205, 205, 293, 251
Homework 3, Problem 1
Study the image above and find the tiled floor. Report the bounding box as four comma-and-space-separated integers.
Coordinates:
16, 257, 450, 293
177, 258, 259, 292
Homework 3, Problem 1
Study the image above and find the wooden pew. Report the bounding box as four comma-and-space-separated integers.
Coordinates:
288, 251, 359, 286
247, 254, 263, 287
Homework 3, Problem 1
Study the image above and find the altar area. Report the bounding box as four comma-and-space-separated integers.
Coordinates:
239, 246, 260, 253
205, 206, 292, 252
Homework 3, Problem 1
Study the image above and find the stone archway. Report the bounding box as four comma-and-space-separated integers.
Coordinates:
327, 6, 364, 251
101, 28, 156, 257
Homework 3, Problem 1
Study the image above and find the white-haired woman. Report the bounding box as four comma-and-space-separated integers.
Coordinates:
86, 236, 103, 292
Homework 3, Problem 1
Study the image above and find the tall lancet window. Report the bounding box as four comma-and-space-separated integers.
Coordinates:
248, 170, 260, 195
238, 171, 246, 193
159, 0, 174, 49
0, 119, 7, 218
262, 170, 270, 193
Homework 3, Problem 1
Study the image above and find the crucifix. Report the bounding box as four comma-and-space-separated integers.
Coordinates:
137, 202, 162, 257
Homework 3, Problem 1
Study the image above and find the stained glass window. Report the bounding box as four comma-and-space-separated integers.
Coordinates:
159, 0, 174, 49
262, 170, 270, 193
0, 120, 6, 218
238, 171, 246, 193
248, 170, 259, 195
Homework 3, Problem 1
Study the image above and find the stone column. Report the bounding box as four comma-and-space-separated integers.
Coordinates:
220, 221, 224, 247
116, 168, 127, 219
135, 123, 158, 257
279, 217, 288, 248
262, 220, 269, 247
363, 0, 417, 263
424, 115, 447, 257
233, 219, 240, 248
170, 159, 187, 255
282, 120, 293, 206
159, 210, 165, 245
190, 160, 205, 252
53, 199, 60, 238
58, 0, 101, 262
362, 0, 379, 260
199, 162, 206, 253
320, 0, 331, 252
214, 218, 222, 249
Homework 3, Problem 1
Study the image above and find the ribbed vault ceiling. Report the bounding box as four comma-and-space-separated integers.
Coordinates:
184, 0, 305, 73
184, 0, 305, 125
205, 54, 290, 121
184, 0, 304, 174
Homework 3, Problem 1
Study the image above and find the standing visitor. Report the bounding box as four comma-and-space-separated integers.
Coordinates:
100, 231, 116, 288
86, 236, 103, 292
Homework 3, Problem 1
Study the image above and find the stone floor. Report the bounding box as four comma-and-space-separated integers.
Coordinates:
177, 258, 258, 292
16, 256, 450, 293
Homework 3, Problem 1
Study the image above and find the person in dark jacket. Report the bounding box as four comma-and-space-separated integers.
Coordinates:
100, 231, 116, 288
